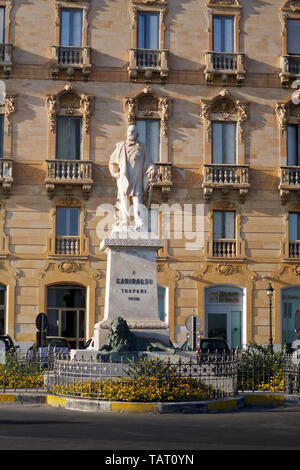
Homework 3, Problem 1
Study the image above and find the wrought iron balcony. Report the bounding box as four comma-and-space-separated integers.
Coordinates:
279, 166, 300, 204
0, 159, 13, 195
51, 46, 91, 80
280, 55, 300, 87
45, 160, 93, 198
204, 52, 245, 86
128, 48, 169, 81
203, 164, 250, 202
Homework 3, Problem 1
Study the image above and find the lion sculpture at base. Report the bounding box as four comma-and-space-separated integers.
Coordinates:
100, 317, 175, 354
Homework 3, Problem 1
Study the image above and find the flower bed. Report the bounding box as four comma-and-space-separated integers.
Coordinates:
51, 376, 217, 402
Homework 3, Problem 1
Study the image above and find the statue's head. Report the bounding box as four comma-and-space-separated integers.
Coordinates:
110, 317, 130, 337
127, 124, 138, 143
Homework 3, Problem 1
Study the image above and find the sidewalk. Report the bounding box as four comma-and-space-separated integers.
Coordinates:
1, 391, 300, 413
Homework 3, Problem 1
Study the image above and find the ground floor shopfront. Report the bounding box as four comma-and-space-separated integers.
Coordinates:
1, 259, 300, 351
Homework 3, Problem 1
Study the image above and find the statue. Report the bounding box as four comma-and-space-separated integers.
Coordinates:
109, 125, 156, 231
99, 317, 175, 355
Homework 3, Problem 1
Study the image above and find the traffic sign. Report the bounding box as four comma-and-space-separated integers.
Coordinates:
35, 313, 47, 331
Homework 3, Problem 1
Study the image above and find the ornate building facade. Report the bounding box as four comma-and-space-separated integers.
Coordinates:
0, 0, 300, 350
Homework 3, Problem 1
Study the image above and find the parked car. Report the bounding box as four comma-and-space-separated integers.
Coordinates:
0, 335, 18, 354
27, 336, 71, 365
196, 338, 230, 360
84, 337, 96, 350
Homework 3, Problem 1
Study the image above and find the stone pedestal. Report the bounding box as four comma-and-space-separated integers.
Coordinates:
94, 235, 170, 349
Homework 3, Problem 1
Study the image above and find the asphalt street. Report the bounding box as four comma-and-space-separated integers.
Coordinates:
0, 404, 300, 451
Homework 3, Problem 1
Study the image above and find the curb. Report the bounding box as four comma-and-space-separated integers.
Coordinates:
1, 392, 300, 413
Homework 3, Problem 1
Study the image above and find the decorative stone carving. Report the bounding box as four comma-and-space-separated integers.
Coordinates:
276, 102, 288, 134
46, 95, 57, 133
5, 95, 16, 130
215, 263, 239, 275
57, 260, 81, 273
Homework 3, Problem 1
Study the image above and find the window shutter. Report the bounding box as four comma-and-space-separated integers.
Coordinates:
287, 125, 298, 166
287, 19, 300, 55
60, 9, 82, 47
212, 122, 236, 164
213, 16, 234, 53
56, 116, 82, 160
136, 119, 160, 162
0, 8, 5, 44
137, 12, 159, 49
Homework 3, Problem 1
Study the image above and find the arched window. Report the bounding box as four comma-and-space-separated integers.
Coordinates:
200, 89, 249, 202
45, 85, 94, 198
125, 86, 172, 194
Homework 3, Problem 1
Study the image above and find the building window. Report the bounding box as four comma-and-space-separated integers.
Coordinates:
289, 212, 300, 258
60, 8, 82, 47
213, 210, 236, 258
136, 118, 160, 163
0, 114, 4, 158
55, 206, 80, 255
56, 116, 82, 160
212, 121, 236, 164
213, 15, 234, 53
287, 19, 300, 55
213, 211, 235, 240
137, 11, 159, 50
0, 7, 5, 44
0, 284, 6, 334
287, 124, 300, 166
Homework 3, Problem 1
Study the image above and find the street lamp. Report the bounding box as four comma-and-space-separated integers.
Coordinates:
267, 283, 274, 354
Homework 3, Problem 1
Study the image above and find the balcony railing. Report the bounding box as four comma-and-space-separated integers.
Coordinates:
203, 164, 250, 202
204, 52, 245, 85
0, 44, 12, 76
55, 236, 81, 256
279, 166, 300, 204
153, 162, 172, 193
280, 55, 300, 86
128, 48, 169, 81
289, 241, 300, 259
45, 160, 93, 197
213, 239, 237, 258
51, 46, 91, 79
0, 159, 13, 194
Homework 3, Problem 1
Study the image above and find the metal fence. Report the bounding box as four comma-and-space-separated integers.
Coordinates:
1, 351, 300, 399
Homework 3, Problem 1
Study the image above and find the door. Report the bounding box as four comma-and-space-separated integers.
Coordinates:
207, 313, 228, 341
47, 285, 86, 349
205, 286, 243, 349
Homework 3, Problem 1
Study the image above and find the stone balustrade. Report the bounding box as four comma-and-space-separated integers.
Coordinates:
204, 51, 245, 85
128, 48, 169, 81
45, 160, 93, 197
213, 239, 237, 258
51, 46, 91, 79
153, 162, 172, 193
203, 164, 250, 202
0, 44, 13, 76
280, 55, 300, 87
55, 236, 81, 256
279, 166, 300, 204
0, 159, 13, 194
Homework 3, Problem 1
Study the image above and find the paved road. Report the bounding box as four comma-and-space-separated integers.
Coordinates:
0, 404, 300, 451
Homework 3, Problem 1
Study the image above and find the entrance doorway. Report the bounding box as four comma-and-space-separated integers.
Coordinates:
47, 284, 86, 349
281, 286, 300, 347
205, 286, 243, 349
